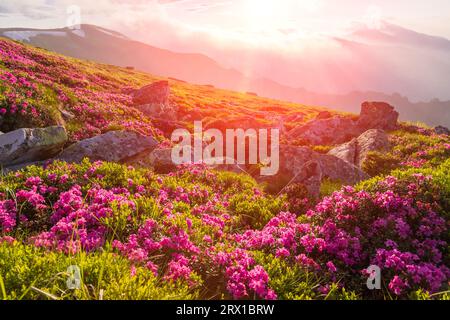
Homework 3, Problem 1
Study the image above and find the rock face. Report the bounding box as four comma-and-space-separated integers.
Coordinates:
137, 103, 178, 121
58, 131, 158, 163
0, 126, 67, 166
315, 111, 332, 120
288, 116, 359, 145
328, 129, 390, 167
435, 126, 450, 136
274, 145, 369, 198
288, 101, 399, 145
132, 81, 170, 106
131, 81, 178, 121
291, 160, 323, 198
126, 148, 176, 173
357, 102, 399, 131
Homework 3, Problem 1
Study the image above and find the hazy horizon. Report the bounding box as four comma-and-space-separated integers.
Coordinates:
1, 1, 450, 101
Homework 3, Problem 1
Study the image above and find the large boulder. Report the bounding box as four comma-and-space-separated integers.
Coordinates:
273, 145, 369, 197
357, 101, 399, 131
131, 81, 178, 121
315, 111, 332, 120
0, 126, 67, 166
288, 101, 399, 146
137, 103, 178, 121
288, 116, 360, 145
328, 129, 390, 167
132, 81, 170, 106
58, 131, 158, 163
291, 160, 323, 198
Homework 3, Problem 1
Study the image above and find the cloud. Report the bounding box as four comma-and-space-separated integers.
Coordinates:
0, 0, 57, 19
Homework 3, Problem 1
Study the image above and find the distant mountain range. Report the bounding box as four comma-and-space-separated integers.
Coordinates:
1, 24, 449, 128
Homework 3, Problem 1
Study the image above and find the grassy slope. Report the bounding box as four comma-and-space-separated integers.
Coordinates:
0, 37, 449, 301
0, 36, 334, 143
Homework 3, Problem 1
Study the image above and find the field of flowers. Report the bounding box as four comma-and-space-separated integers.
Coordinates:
0, 37, 449, 300
0, 38, 321, 142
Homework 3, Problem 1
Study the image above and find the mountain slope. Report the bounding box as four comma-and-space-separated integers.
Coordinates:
1, 24, 450, 128
0, 36, 324, 141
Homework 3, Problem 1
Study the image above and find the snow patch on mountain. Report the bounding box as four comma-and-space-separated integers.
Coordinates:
3, 31, 66, 42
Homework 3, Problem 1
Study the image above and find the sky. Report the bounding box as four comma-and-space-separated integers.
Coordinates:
0, 0, 449, 100
1, 0, 450, 45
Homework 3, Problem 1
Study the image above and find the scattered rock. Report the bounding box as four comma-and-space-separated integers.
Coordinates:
288, 102, 399, 145
283, 113, 305, 123
0, 126, 67, 166
357, 101, 399, 131
315, 111, 332, 120
132, 80, 170, 106
58, 131, 158, 163
131, 81, 178, 121
288, 116, 359, 145
58, 107, 75, 121
434, 125, 450, 136
136, 103, 178, 121
279, 146, 369, 187
327, 139, 357, 165
328, 129, 390, 167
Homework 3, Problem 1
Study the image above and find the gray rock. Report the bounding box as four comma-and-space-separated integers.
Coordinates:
291, 160, 323, 198
288, 101, 399, 146
357, 101, 399, 131
58, 130, 158, 163
275, 145, 369, 196
3, 161, 47, 173
315, 111, 332, 120
136, 103, 178, 121
288, 116, 360, 145
0, 126, 67, 166
126, 147, 176, 173
327, 139, 357, 165
59, 107, 75, 121
434, 126, 450, 136
328, 129, 390, 167
132, 81, 170, 106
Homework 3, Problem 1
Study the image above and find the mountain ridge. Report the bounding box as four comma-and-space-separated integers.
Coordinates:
1, 24, 449, 127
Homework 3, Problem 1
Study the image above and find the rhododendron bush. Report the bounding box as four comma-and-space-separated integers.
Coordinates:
0, 39, 159, 140
0, 159, 448, 300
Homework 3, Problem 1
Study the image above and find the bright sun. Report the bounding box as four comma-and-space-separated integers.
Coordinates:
242, 0, 288, 30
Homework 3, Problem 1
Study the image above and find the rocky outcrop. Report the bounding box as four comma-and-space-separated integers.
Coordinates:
434, 125, 450, 136
288, 101, 399, 145
132, 80, 170, 106
328, 129, 390, 167
58, 131, 158, 163
131, 81, 178, 121
274, 145, 369, 198
288, 116, 360, 145
357, 102, 399, 131
0, 126, 67, 166
291, 160, 323, 198
137, 103, 178, 121
315, 111, 332, 120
